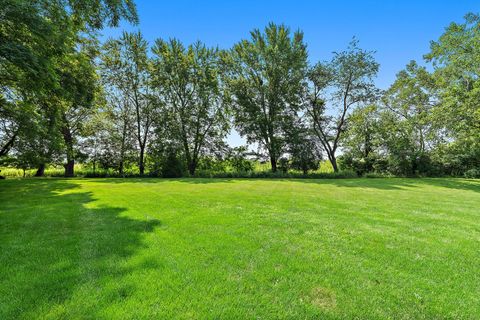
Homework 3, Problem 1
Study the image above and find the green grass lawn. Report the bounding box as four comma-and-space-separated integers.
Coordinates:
1, 178, 479, 319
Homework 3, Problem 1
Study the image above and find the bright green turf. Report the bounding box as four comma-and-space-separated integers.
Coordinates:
1, 178, 479, 319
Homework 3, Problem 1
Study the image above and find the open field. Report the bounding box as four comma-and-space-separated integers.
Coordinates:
1, 178, 479, 319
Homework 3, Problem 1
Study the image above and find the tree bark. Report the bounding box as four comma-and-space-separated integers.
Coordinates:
330, 155, 339, 173
64, 160, 74, 177
0, 132, 17, 157
35, 164, 46, 177
62, 122, 75, 177
270, 156, 277, 173
188, 160, 196, 176
119, 160, 124, 176
139, 146, 145, 175
119, 116, 127, 176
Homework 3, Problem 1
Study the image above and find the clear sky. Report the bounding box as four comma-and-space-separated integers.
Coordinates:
101, 0, 479, 147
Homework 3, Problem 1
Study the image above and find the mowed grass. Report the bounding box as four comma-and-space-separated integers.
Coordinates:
1, 178, 479, 319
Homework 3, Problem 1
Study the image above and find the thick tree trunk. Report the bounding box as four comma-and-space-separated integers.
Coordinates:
64, 160, 74, 177
270, 156, 277, 173
188, 160, 197, 176
35, 164, 46, 177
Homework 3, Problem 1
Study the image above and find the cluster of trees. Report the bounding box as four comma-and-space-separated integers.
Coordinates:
342, 14, 480, 177
0, 0, 138, 177
1, 2, 479, 178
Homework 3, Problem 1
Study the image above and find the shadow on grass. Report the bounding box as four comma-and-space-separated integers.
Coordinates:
292, 177, 480, 192
77, 176, 480, 192
0, 179, 161, 318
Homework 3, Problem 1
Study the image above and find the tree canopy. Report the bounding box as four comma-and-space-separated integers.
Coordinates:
1, 8, 479, 178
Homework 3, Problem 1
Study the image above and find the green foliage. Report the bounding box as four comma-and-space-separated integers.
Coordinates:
226, 146, 254, 172
160, 147, 184, 178
285, 120, 321, 174
151, 39, 229, 175
223, 23, 308, 172
307, 39, 380, 172
2, 9, 479, 179
341, 105, 380, 175
464, 168, 480, 179
101, 31, 154, 175
424, 13, 480, 174
0, 0, 137, 177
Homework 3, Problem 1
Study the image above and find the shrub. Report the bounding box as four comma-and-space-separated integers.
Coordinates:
193, 169, 357, 179
161, 149, 184, 178
464, 168, 480, 179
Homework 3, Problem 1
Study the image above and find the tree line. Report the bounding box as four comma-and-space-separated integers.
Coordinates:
1, 1, 479, 178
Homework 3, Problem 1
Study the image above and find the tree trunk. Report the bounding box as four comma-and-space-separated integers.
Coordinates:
0, 133, 17, 157
62, 124, 75, 177
330, 155, 339, 173
188, 160, 197, 176
35, 164, 46, 177
270, 156, 277, 173
119, 160, 124, 176
139, 147, 145, 175
64, 160, 74, 177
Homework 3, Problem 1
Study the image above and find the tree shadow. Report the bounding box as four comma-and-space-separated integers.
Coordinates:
417, 178, 480, 193
0, 179, 161, 318
80, 176, 480, 192
287, 178, 420, 190
83, 177, 236, 184
268, 177, 478, 193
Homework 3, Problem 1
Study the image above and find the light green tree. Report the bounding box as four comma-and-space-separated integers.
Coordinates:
101, 32, 154, 175
307, 39, 379, 172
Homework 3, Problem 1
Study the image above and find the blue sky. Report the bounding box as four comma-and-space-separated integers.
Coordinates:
101, 0, 479, 147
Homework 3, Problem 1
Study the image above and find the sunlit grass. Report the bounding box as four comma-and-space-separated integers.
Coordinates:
1, 178, 479, 318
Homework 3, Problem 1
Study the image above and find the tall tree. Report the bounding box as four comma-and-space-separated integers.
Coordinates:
223, 23, 307, 172
382, 61, 438, 154
101, 31, 154, 175
424, 13, 480, 172
91, 96, 136, 176
341, 105, 381, 175
0, 0, 138, 159
57, 44, 98, 176
307, 39, 379, 172
151, 39, 229, 175
0, 0, 61, 160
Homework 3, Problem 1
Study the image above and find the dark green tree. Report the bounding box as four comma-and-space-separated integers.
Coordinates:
0, 0, 137, 171
424, 13, 480, 174
223, 23, 307, 172
287, 124, 320, 175
341, 105, 381, 175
